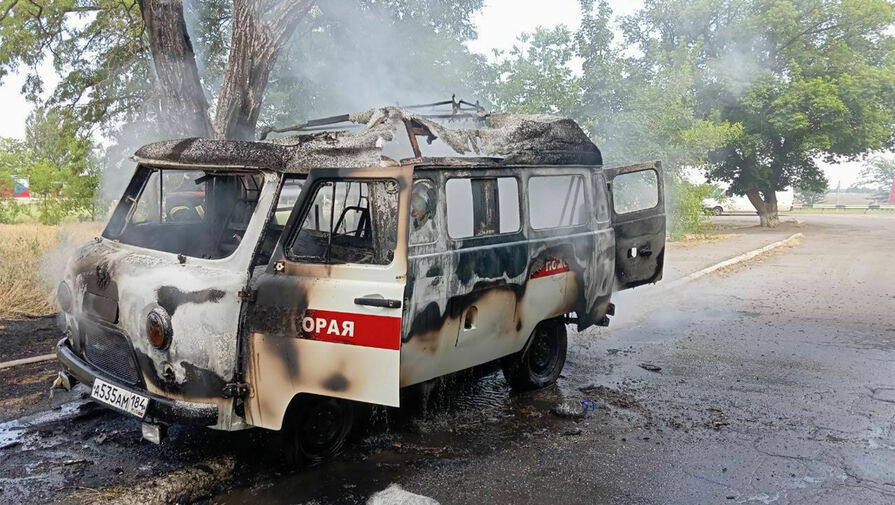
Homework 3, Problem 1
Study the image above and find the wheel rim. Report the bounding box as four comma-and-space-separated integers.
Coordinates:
300, 400, 347, 452
528, 327, 558, 377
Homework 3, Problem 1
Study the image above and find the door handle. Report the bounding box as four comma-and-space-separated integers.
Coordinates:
628, 244, 653, 258
354, 297, 402, 309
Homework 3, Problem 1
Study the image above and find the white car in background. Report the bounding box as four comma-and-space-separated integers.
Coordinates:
703, 187, 794, 216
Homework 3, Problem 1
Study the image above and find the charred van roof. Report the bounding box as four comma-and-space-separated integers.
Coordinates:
132, 106, 603, 172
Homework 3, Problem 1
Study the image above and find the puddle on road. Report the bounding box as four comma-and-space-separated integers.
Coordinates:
213, 370, 577, 505
0, 400, 86, 451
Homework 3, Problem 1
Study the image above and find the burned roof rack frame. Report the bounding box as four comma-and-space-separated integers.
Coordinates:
258, 95, 487, 141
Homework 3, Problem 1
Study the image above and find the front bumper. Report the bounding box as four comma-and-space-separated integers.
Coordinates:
56, 338, 219, 426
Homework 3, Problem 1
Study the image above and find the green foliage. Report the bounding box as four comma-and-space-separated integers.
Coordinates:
485, 0, 742, 235
0, 108, 98, 225
794, 186, 828, 206
0, 0, 488, 136
634, 0, 895, 206
0, 0, 152, 130
665, 176, 716, 239
487, 27, 582, 116
0, 138, 27, 223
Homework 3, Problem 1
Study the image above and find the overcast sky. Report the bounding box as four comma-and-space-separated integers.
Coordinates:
0, 0, 878, 186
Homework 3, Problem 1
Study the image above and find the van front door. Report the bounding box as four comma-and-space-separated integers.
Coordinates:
244, 166, 411, 430
607, 162, 666, 290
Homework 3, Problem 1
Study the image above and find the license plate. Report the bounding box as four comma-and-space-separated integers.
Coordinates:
90, 378, 149, 418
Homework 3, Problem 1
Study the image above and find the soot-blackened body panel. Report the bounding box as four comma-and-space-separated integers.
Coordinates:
243, 165, 413, 431
399, 165, 615, 387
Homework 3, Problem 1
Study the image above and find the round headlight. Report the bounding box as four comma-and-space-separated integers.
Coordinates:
146, 307, 172, 349
57, 282, 73, 313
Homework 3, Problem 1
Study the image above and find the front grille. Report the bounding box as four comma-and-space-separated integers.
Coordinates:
82, 322, 142, 385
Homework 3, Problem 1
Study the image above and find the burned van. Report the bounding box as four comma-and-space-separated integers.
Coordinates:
55, 103, 664, 462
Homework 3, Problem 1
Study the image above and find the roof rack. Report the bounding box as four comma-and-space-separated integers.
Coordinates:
258, 95, 487, 140
403, 94, 487, 118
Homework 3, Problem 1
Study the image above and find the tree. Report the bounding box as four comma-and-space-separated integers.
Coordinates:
624, 0, 895, 227
487, 26, 582, 116
486, 1, 740, 237
23, 108, 98, 223
857, 156, 895, 202
794, 185, 828, 206
0, 0, 487, 142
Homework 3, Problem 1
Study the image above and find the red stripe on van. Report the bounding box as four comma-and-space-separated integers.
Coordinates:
530, 259, 571, 279
300, 309, 401, 350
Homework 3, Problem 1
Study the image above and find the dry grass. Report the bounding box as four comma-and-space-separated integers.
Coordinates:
0, 223, 104, 319
668, 232, 741, 247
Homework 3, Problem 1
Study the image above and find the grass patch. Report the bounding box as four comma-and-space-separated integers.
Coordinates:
787, 208, 895, 215
0, 222, 103, 319
668, 232, 741, 247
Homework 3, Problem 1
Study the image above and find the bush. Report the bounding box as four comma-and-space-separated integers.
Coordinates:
0, 198, 23, 224
665, 176, 714, 239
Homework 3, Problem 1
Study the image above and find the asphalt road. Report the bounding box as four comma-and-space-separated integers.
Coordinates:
2, 213, 894, 505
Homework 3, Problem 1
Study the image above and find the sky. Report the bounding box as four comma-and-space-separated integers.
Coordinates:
0, 0, 880, 187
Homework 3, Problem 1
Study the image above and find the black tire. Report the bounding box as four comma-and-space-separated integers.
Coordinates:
712, 206, 724, 216
502, 320, 567, 391
282, 395, 353, 465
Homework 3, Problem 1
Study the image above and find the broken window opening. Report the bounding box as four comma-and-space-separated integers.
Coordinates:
104, 166, 265, 260
612, 170, 660, 214
409, 179, 438, 246
287, 179, 398, 265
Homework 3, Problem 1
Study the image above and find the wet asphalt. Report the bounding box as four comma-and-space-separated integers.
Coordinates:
2, 213, 894, 505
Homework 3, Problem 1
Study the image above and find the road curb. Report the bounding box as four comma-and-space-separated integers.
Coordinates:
0, 353, 56, 371
662, 232, 804, 290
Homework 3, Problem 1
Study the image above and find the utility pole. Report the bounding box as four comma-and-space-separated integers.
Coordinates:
888, 173, 895, 205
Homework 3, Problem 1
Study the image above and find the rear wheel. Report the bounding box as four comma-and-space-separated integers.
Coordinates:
283, 395, 353, 465
502, 320, 567, 391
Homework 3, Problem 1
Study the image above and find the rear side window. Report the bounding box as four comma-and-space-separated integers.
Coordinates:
612, 170, 659, 214
410, 179, 438, 245
446, 177, 520, 239
528, 175, 588, 229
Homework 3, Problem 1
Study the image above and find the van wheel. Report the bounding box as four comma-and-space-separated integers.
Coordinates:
283, 396, 353, 465
712, 206, 724, 216
502, 321, 567, 391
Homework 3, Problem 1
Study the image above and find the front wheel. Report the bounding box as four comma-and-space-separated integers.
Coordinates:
282, 395, 354, 465
712, 206, 724, 216
502, 320, 567, 391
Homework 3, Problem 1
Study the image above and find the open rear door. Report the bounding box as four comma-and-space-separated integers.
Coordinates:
243, 165, 411, 430
606, 161, 666, 290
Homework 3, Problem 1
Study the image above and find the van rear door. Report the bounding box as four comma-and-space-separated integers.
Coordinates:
606, 162, 665, 290
243, 165, 412, 430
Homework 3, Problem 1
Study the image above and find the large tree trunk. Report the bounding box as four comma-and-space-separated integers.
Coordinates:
746, 190, 780, 228
138, 0, 213, 138
213, 0, 315, 140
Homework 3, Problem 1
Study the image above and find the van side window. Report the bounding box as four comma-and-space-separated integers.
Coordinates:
410, 179, 438, 245
528, 175, 588, 229
612, 170, 659, 214
446, 177, 520, 239
287, 179, 398, 265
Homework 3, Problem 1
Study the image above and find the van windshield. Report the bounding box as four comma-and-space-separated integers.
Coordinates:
104, 166, 265, 259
